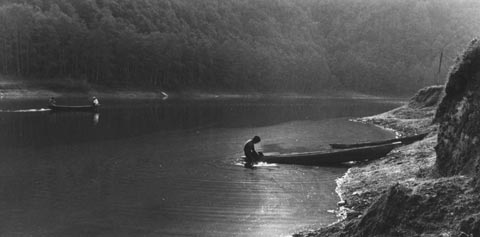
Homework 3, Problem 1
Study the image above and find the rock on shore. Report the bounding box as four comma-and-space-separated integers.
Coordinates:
295, 39, 480, 237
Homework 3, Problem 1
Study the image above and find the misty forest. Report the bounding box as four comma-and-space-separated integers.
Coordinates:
0, 0, 479, 94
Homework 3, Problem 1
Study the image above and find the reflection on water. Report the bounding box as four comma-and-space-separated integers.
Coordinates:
0, 97, 401, 236
93, 113, 100, 126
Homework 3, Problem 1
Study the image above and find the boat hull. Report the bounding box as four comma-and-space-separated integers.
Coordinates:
329, 133, 428, 149
260, 143, 398, 165
48, 104, 100, 112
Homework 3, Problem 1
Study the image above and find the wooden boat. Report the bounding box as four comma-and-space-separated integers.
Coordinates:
260, 143, 398, 165
329, 133, 428, 149
48, 104, 100, 112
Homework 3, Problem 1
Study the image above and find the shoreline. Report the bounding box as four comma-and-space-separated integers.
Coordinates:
295, 86, 445, 236
0, 88, 407, 101
333, 169, 352, 222
336, 104, 438, 217
294, 97, 432, 234
0, 89, 412, 104
0, 88, 170, 100
330, 110, 422, 226
0, 78, 410, 101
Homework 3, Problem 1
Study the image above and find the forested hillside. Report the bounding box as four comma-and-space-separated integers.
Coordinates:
0, 0, 479, 94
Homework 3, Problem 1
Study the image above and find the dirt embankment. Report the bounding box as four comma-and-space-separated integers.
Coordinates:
296, 39, 480, 237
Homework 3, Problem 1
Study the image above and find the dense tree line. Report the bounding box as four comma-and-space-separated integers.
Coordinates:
0, 0, 479, 94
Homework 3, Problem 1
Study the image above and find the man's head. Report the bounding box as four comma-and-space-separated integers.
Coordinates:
252, 136, 261, 143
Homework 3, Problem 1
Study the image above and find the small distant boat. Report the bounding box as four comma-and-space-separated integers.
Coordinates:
260, 143, 398, 165
48, 104, 100, 112
329, 133, 428, 149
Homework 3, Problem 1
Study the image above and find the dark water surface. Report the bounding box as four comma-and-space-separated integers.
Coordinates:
0, 97, 402, 236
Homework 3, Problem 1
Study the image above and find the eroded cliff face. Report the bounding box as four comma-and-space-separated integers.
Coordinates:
435, 39, 480, 182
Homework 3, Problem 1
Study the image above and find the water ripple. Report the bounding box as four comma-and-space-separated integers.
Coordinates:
0, 108, 50, 112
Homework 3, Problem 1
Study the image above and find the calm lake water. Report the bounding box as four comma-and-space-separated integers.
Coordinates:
0, 97, 402, 236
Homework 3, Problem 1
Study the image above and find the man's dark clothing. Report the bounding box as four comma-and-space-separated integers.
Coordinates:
244, 139, 260, 167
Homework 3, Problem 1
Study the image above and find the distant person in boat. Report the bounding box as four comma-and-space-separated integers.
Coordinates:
244, 136, 263, 168
92, 96, 100, 107
48, 97, 56, 105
